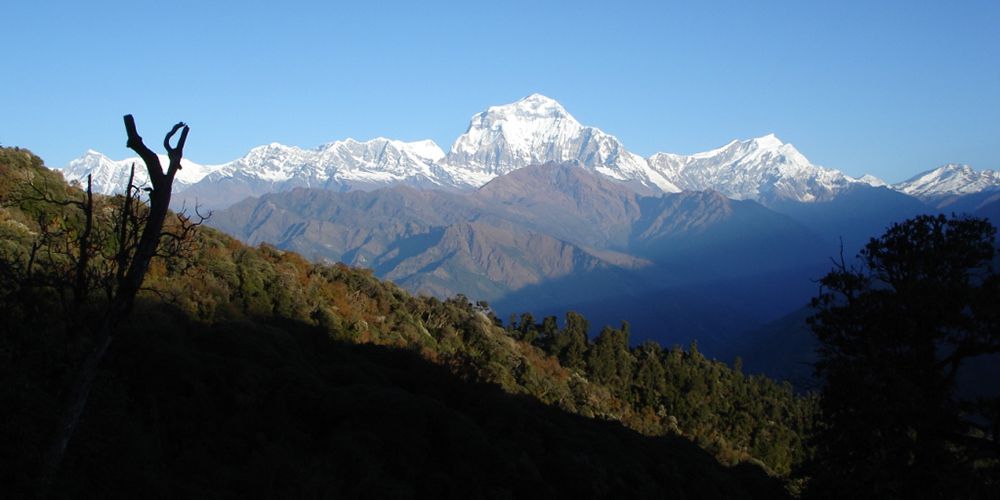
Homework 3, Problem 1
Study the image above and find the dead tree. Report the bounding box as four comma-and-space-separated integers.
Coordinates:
38, 115, 191, 494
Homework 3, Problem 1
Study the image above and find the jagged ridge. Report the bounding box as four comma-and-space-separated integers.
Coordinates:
894, 163, 1000, 200
64, 94, 993, 208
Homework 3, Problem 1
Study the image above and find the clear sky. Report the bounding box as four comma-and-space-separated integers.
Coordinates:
2, 0, 997, 183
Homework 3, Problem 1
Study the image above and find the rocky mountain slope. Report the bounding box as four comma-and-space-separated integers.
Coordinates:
211, 163, 831, 355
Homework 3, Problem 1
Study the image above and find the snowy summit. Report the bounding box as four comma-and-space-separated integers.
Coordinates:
893, 164, 1000, 199
648, 134, 878, 203
62, 94, 971, 209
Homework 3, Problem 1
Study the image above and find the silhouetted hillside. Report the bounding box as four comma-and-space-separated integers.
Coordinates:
9, 311, 787, 499
1, 148, 809, 498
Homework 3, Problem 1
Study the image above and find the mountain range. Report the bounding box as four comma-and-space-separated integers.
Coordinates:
209, 162, 839, 356
58, 94, 1000, 374
61, 94, 1000, 210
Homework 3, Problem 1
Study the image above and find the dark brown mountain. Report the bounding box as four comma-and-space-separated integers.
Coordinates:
211, 163, 832, 357
471, 161, 643, 249
381, 219, 647, 300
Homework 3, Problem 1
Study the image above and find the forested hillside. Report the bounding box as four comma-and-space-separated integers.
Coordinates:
0, 147, 813, 498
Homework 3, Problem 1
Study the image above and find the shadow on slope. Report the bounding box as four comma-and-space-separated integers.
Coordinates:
4, 303, 786, 500
731, 307, 819, 390
769, 185, 932, 253
923, 189, 1000, 213
973, 194, 1000, 228
493, 261, 830, 362
734, 306, 1000, 397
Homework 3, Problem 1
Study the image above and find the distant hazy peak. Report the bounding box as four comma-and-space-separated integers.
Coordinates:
857, 174, 888, 187
915, 163, 977, 178
894, 163, 1000, 198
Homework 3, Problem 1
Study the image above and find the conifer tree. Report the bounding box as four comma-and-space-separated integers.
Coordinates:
552, 311, 589, 371
587, 322, 635, 396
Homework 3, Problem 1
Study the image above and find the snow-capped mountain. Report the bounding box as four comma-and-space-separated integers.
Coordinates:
64, 95, 685, 203
444, 93, 679, 192
65, 137, 449, 204
63, 150, 220, 195
893, 163, 1000, 199
69, 94, 991, 210
205, 138, 448, 189
647, 134, 878, 203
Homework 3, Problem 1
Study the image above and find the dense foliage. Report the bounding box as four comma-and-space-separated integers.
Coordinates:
1, 147, 813, 497
507, 315, 815, 474
807, 214, 1000, 498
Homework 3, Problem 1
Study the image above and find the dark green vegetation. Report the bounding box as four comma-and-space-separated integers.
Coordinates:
807, 214, 1000, 498
503, 314, 814, 473
1, 147, 811, 497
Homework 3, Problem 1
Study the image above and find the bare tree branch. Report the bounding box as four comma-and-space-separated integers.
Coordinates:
39, 115, 197, 495
123, 114, 162, 182
164, 121, 189, 179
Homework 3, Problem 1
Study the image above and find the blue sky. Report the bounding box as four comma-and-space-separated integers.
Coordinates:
2, 0, 997, 182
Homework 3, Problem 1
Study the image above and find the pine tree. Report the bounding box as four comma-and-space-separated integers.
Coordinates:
551, 311, 589, 371
587, 322, 635, 397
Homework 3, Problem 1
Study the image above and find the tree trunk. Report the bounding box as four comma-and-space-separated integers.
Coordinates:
37, 115, 189, 497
